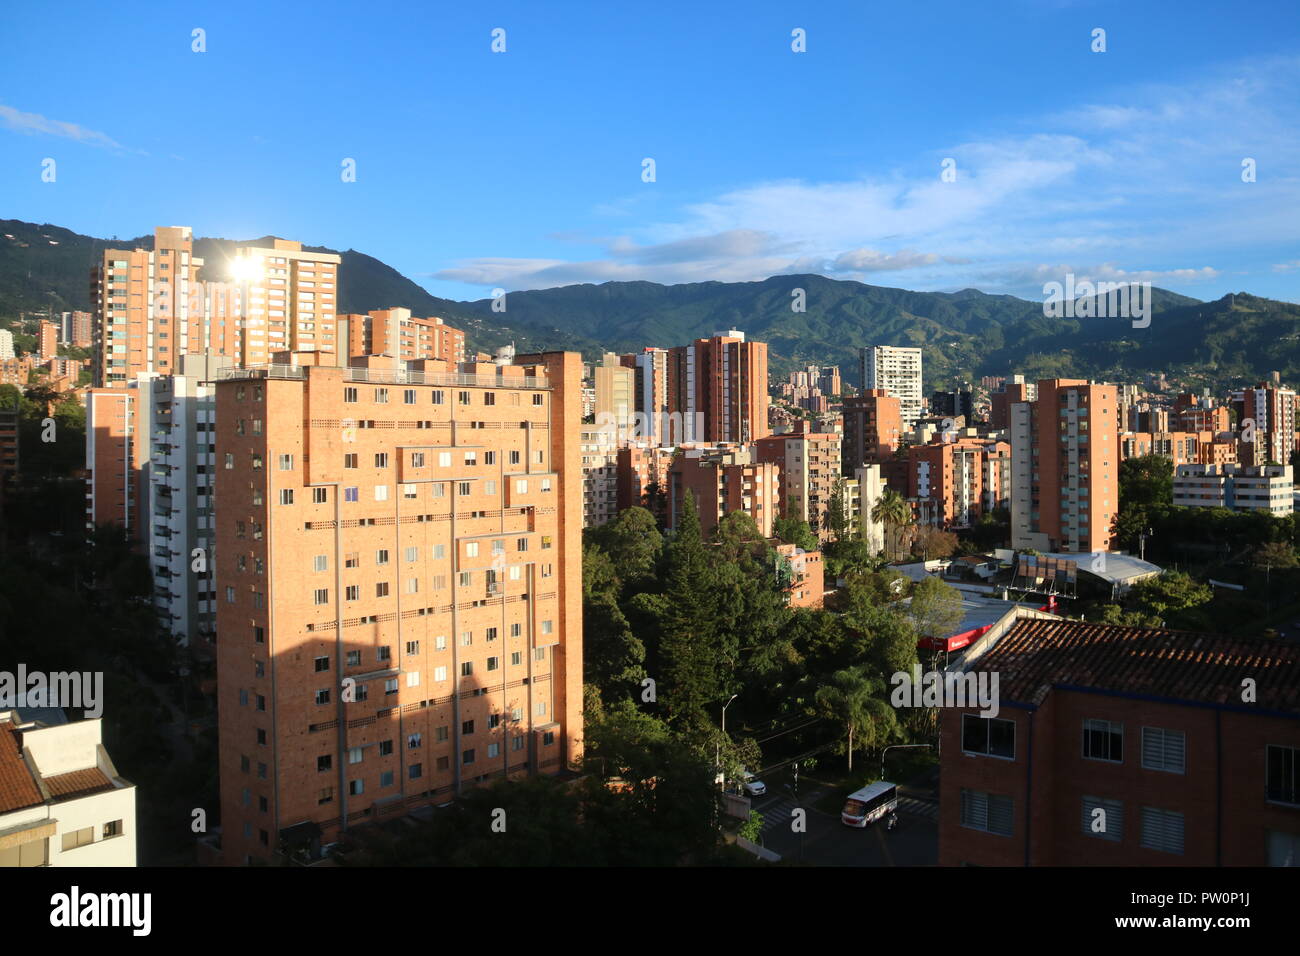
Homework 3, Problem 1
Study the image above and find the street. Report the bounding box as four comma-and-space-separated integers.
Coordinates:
749, 784, 938, 866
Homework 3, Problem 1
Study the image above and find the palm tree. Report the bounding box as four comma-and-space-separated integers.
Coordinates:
814, 667, 898, 771
871, 489, 913, 562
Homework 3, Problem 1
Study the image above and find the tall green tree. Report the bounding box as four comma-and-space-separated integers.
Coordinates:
908, 575, 965, 640
871, 489, 913, 562
814, 667, 899, 771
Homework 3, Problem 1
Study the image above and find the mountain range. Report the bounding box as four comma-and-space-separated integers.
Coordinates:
3, 218, 1297, 392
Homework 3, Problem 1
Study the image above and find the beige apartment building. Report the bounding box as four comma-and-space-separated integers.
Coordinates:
212, 349, 584, 865
340, 308, 465, 365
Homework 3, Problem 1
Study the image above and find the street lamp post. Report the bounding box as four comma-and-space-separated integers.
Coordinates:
716, 694, 738, 789
879, 743, 933, 784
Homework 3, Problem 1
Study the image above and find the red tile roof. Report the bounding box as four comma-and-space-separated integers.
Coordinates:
0, 722, 43, 814
44, 767, 114, 801
971, 618, 1300, 713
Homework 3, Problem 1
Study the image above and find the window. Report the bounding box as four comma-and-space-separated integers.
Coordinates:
345, 486, 359, 502
384, 678, 398, 695
1267, 745, 1300, 805
375, 452, 389, 468
279, 454, 294, 470
461, 662, 473, 677
541, 620, 553, 636
380, 770, 395, 788
511, 623, 521, 638
466, 542, 479, 557
316, 689, 331, 705
313, 588, 329, 606
515, 479, 528, 494
404, 389, 417, 405
961, 714, 1015, 759
376, 549, 390, 565
345, 585, 359, 601
434, 666, 447, 682
510, 450, 521, 465
62, 827, 95, 851
318, 787, 333, 805
224, 453, 234, 469
411, 452, 425, 468
511, 651, 522, 666
516, 538, 528, 552
459, 391, 471, 406
1267, 830, 1300, 867
317, 754, 332, 772
313, 487, 328, 504
462, 719, 475, 735
435, 634, 447, 650
375, 485, 389, 502
484, 451, 496, 465
374, 387, 389, 403
1083, 719, 1123, 762
280, 489, 294, 505
1140, 807, 1185, 854
1081, 796, 1124, 841
409, 763, 423, 780
314, 555, 328, 573
535, 647, 546, 662
406, 640, 419, 655
344, 386, 358, 403
406, 671, 420, 687
512, 735, 524, 752
347, 650, 362, 666
314, 655, 330, 672
344, 454, 358, 469
376, 582, 390, 597
541, 536, 553, 550
463, 749, 475, 765
960, 789, 1013, 836
543, 731, 555, 746
349, 780, 364, 796
536, 702, 547, 716
345, 552, 359, 568
408, 733, 423, 749
438, 451, 452, 467
460, 631, 472, 647
348, 747, 363, 764
1141, 727, 1186, 774
431, 389, 444, 405
458, 482, 471, 497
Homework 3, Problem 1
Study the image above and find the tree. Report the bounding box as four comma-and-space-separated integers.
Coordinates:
655, 492, 722, 727
1253, 541, 1298, 569
907, 575, 965, 640
582, 545, 647, 702
585, 506, 663, 592
827, 477, 850, 541
773, 514, 818, 552
1125, 571, 1214, 629
1119, 455, 1174, 509
911, 526, 958, 561
814, 667, 899, 771
871, 489, 913, 562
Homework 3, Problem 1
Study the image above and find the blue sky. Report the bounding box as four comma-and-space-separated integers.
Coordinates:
2, 0, 1298, 304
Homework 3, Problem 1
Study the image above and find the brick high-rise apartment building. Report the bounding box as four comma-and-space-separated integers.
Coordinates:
667, 447, 780, 538
37, 319, 59, 361
212, 349, 583, 865
340, 308, 465, 365
1010, 379, 1119, 554
939, 614, 1300, 866
1232, 383, 1297, 467
669, 331, 770, 444
91, 228, 340, 387
842, 389, 902, 473
756, 429, 842, 540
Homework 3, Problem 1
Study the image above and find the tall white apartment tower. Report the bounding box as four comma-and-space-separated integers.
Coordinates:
861, 346, 923, 428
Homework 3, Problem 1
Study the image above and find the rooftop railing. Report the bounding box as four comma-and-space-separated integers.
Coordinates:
215, 364, 550, 389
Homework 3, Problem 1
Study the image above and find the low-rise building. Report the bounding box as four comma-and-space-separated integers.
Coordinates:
1173, 463, 1293, 515
0, 712, 137, 867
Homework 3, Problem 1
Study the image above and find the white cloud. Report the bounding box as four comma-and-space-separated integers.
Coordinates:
0, 103, 124, 149
436, 56, 1300, 294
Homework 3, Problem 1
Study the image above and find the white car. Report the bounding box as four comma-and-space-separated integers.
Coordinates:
742, 772, 767, 797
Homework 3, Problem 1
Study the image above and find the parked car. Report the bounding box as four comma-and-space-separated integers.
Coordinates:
742, 771, 766, 797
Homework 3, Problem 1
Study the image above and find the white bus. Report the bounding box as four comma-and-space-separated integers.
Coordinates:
841, 781, 898, 827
